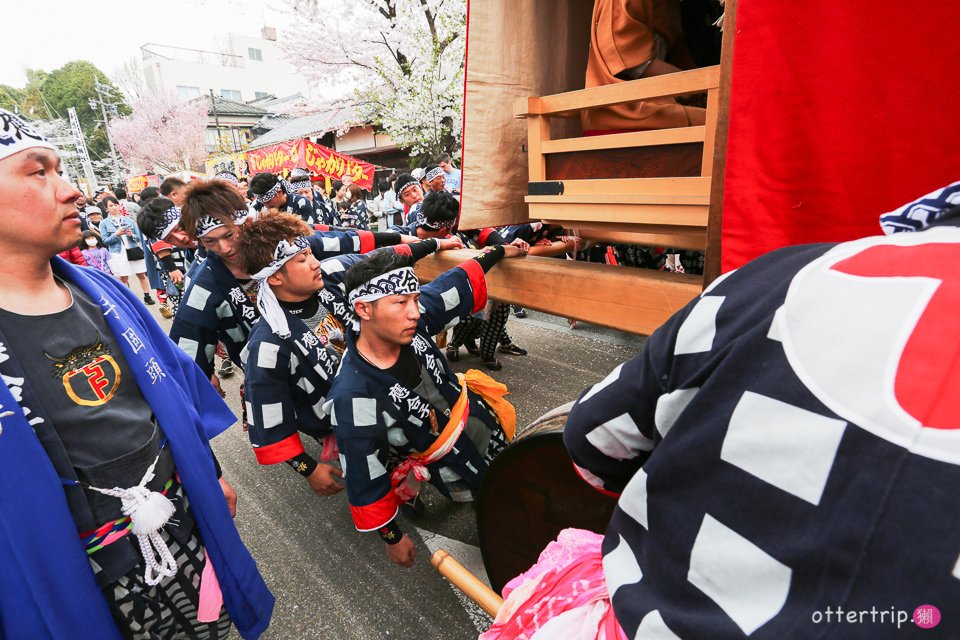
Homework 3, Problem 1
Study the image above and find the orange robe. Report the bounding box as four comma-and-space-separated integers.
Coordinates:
583, 0, 706, 132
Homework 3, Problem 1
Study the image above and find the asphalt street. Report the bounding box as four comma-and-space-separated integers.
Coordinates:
147, 301, 645, 640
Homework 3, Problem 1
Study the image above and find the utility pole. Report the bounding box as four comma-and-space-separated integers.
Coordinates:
209, 89, 225, 153
68, 107, 99, 195
90, 76, 123, 184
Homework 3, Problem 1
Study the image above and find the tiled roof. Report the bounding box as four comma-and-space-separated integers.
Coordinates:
248, 108, 359, 148
201, 96, 269, 117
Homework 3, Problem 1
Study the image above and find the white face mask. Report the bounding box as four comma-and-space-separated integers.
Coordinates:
85, 238, 99, 247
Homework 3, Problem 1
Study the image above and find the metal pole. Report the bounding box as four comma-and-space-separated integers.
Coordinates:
94, 76, 122, 183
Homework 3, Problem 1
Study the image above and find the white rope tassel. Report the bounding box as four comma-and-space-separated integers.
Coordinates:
87, 454, 178, 586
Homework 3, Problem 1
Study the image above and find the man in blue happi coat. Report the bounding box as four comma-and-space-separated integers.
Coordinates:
0, 110, 273, 638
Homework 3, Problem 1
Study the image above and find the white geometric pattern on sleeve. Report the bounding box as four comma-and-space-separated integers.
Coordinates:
440, 287, 461, 311
185, 285, 212, 311
585, 412, 653, 460
674, 296, 725, 355
322, 237, 341, 252
261, 402, 283, 429
687, 514, 792, 635
634, 610, 682, 640
603, 534, 643, 598
619, 468, 649, 529
721, 391, 846, 506
256, 342, 279, 370
654, 387, 699, 438
366, 451, 387, 479
352, 397, 377, 427
177, 337, 199, 359
579, 363, 625, 405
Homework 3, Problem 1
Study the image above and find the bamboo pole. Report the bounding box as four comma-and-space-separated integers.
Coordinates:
431, 550, 504, 618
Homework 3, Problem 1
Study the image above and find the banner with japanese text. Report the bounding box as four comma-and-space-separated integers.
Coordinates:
303, 141, 374, 189
126, 174, 160, 193
246, 139, 375, 189
205, 152, 249, 178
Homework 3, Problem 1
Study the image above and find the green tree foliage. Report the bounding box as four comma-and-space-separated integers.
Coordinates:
39, 61, 130, 160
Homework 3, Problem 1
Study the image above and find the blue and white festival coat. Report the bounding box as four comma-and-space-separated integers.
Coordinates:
324, 259, 506, 531
564, 224, 960, 639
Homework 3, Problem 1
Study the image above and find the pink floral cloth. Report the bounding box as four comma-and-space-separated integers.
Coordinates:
480, 528, 626, 640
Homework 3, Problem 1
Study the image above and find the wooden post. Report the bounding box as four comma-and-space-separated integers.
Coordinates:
431, 550, 503, 618
527, 115, 550, 183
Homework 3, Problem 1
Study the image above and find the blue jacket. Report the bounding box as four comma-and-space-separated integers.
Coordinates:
0, 258, 274, 639
99, 215, 147, 256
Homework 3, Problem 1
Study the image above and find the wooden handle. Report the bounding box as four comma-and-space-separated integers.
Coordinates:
431, 549, 504, 618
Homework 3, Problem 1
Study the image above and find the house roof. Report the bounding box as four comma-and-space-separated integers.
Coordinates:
248, 107, 359, 149
202, 95, 269, 117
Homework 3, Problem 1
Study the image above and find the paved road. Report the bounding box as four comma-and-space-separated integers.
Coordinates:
148, 302, 644, 640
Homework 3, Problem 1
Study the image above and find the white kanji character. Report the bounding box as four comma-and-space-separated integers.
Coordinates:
240, 305, 257, 321
301, 332, 320, 349
411, 336, 428, 355
145, 358, 167, 384
388, 384, 408, 404
121, 328, 145, 354
98, 295, 119, 320
228, 287, 247, 306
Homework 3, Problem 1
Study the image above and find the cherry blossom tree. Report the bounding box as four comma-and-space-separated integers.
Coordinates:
109, 91, 208, 174
278, 0, 465, 161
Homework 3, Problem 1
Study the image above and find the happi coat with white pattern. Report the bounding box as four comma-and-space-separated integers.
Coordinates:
324, 258, 507, 531
563, 224, 960, 639
241, 252, 363, 464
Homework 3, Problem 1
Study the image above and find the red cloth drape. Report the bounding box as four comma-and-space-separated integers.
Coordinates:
721, 1, 960, 271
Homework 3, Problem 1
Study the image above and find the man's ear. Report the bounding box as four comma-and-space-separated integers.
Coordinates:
267, 272, 284, 287
354, 300, 373, 321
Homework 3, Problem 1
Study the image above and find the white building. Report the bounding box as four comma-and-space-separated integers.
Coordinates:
140, 27, 314, 105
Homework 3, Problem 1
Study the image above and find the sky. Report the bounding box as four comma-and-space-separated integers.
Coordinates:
0, 0, 293, 89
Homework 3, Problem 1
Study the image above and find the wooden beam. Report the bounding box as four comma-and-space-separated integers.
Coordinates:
527, 115, 550, 182
553, 177, 712, 197
526, 194, 710, 206
703, 0, 738, 287
541, 126, 706, 154
414, 250, 702, 336
700, 88, 720, 177
530, 66, 720, 117
528, 202, 708, 226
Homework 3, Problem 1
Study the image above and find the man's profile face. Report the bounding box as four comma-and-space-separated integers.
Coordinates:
266, 189, 287, 208
428, 174, 445, 192
438, 160, 451, 172
272, 248, 322, 298
362, 293, 421, 346
0, 148, 82, 254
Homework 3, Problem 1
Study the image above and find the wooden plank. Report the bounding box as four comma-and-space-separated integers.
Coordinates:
703, 0, 737, 286
414, 250, 702, 336
541, 126, 706, 154
526, 194, 710, 206
547, 144, 702, 180
555, 177, 712, 197
527, 115, 550, 182
528, 202, 708, 227
531, 66, 720, 116
700, 88, 720, 177
545, 222, 706, 251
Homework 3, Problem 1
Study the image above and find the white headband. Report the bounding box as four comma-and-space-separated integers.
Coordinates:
425, 167, 444, 182
0, 109, 56, 161
255, 181, 283, 204
196, 209, 249, 238
348, 267, 420, 307
253, 236, 311, 338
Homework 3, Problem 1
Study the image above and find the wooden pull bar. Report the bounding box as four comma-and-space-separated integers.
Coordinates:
431, 549, 504, 618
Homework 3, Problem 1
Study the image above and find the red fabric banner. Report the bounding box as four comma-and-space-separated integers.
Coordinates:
303, 141, 374, 190
245, 139, 375, 190
721, 0, 960, 272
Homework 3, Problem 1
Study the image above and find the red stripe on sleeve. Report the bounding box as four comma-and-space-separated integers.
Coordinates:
350, 492, 400, 531
457, 258, 487, 313
477, 228, 495, 247
253, 433, 305, 465
572, 462, 622, 498
313, 224, 330, 232
357, 230, 375, 254
393, 244, 412, 257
